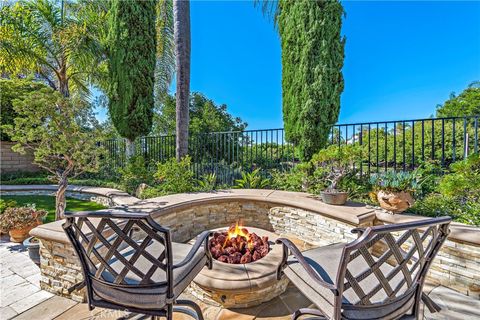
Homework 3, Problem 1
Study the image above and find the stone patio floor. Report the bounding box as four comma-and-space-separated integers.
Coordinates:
1, 234, 479, 320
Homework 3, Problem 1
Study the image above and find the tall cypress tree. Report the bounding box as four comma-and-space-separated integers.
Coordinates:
108, 0, 157, 156
278, 0, 345, 160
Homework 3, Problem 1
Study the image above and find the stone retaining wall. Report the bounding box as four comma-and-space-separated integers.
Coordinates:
430, 239, 480, 298
33, 199, 480, 302
39, 239, 85, 302
0, 141, 40, 173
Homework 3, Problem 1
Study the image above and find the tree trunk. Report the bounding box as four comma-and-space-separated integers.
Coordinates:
58, 61, 70, 97
174, 0, 191, 161
55, 175, 68, 220
125, 139, 136, 159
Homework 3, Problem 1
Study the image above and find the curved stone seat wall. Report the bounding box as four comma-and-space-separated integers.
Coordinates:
150, 201, 360, 247
22, 188, 479, 302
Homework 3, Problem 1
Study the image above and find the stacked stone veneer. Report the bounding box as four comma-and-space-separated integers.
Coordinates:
39, 239, 86, 302
429, 239, 479, 298
36, 200, 480, 302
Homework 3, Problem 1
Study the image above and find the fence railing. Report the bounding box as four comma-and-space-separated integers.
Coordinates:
332, 115, 479, 176
101, 115, 479, 184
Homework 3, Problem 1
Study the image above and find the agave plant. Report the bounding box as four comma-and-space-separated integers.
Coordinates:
234, 168, 270, 189
369, 171, 422, 193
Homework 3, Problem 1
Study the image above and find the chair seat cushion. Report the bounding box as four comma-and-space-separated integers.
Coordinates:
284, 243, 410, 319
92, 241, 206, 310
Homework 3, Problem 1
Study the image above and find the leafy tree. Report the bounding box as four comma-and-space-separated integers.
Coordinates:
173, 0, 191, 160
0, 0, 107, 97
152, 93, 247, 135
2, 88, 104, 220
0, 78, 48, 141
275, 0, 345, 160
436, 82, 480, 118
108, 0, 157, 156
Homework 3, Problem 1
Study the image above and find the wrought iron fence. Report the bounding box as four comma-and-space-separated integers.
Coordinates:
101, 128, 296, 185
332, 115, 479, 176
101, 115, 479, 184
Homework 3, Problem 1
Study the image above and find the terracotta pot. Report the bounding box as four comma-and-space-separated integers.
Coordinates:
377, 190, 414, 214
8, 221, 42, 243
320, 190, 348, 206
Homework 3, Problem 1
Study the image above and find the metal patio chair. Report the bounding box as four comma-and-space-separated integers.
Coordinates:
276, 216, 451, 320
63, 210, 212, 320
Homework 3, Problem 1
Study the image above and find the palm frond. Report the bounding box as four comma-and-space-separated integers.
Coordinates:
154, 0, 175, 109
253, 0, 280, 28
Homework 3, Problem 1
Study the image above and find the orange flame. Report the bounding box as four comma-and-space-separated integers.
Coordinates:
228, 221, 249, 240
225, 221, 253, 250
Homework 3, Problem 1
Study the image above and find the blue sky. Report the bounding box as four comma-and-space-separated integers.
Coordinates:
96, 0, 480, 130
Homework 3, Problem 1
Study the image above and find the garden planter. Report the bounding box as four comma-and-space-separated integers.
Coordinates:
23, 236, 41, 265
377, 190, 414, 213
8, 221, 41, 243
320, 190, 348, 205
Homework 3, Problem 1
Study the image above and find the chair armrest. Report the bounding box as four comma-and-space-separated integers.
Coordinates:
173, 230, 213, 269
276, 238, 338, 293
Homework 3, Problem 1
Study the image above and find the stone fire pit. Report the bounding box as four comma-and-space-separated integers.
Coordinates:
188, 227, 289, 308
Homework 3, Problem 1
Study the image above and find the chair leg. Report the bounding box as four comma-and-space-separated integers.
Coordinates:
166, 304, 173, 320
174, 300, 204, 320
421, 292, 442, 313
292, 308, 326, 320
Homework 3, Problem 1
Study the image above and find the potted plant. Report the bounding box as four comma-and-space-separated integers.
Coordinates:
0, 199, 17, 235
312, 145, 363, 205
370, 171, 420, 213
0, 205, 47, 242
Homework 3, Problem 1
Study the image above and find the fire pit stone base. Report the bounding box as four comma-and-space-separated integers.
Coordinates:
188, 227, 289, 308
188, 276, 289, 309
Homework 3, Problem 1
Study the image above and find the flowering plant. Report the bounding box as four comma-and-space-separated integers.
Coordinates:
0, 206, 47, 231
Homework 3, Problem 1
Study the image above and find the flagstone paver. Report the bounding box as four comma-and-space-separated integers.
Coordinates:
13, 296, 77, 320
1, 233, 479, 320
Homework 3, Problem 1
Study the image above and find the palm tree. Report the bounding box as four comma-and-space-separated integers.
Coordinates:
173, 0, 191, 160
0, 0, 107, 97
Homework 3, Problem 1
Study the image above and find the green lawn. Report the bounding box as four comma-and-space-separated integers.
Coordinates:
1, 195, 107, 223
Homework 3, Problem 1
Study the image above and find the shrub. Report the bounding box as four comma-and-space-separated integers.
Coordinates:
1, 177, 54, 185
0, 199, 17, 214
410, 194, 480, 226
197, 173, 218, 192
118, 155, 155, 195
0, 206, 47, 231
413, 160, 443, 197
270, 163, 311, 192
154, 156, 195, 194
138, 186, 164, 199
234, 168, 270, 189
438, 155, 479, 202
337, 174, 372, 202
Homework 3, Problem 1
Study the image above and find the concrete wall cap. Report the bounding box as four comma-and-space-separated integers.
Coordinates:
9, 185, 477, 247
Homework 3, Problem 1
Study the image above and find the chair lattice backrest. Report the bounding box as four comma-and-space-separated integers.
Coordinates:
63, 212, 173, 289
338, 217, 450, 309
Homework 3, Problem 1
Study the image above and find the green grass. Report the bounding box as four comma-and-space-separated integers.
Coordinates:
1, 195, 107, 223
